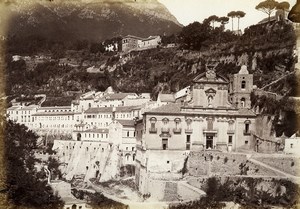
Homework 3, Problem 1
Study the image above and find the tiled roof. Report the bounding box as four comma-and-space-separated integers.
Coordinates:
146, 103, 181, 114
82, 129, 109, 134
105, 93, 136, 100
85, 106, 139, 114
7, 105, 39, 111
238, 108, 256, 117
117, 120, 135, 127
32, 112, 74, 116
117, 106, 139, 112
39, 106, 71, 110
85, 107, 112, 114
7, 106, 20, 111
159, 94, 175, 102
123, 35, 143, 40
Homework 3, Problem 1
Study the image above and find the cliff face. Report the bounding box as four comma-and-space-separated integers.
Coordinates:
0, 0, 182, 41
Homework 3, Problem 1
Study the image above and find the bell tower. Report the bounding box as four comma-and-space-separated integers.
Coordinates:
229, 65, 253, 109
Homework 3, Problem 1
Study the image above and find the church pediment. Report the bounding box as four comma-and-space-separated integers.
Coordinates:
205, 88, 217, 94
193, 73, 229, 83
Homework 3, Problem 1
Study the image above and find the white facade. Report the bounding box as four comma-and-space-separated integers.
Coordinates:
7, 105, 39, 129
284, 134, 300, 155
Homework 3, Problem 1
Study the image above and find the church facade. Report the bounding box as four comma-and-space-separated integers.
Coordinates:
135, 63, 256, 195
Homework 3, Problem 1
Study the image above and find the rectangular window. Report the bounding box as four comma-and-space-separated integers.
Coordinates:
245, 123, 249, 133
162, 138, 168, 150
151, 123, 155, 129
186, 135, 191, 143
186, 144, 190, 150
228, 135, 233, 144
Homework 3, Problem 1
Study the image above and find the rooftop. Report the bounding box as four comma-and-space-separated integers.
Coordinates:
80, 128, 109, 134
39, 106, 71, 110
85, 106, 139, 114
117, 120, 135, 127
158, 93, 175, 102
237, 108, 256, 117
32, 112, 74, 116
147, 103, 181, 114
105, 93, 136, 100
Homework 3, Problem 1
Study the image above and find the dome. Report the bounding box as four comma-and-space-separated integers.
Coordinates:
238, 65, 249, 74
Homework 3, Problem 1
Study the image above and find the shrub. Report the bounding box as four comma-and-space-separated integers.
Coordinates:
291, 161, 295, 167
224, 157, 228, 164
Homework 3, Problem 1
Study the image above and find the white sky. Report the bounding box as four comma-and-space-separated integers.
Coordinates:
158, 0, 296, 31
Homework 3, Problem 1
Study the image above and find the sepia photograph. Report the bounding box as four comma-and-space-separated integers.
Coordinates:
0, 0, 300, 208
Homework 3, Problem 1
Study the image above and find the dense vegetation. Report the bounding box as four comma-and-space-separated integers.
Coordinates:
3, 120, 63, 208
170, 177, 300, 209
251, 93, 300, 136
5, 18, 296, 98
71, 188, 128, 209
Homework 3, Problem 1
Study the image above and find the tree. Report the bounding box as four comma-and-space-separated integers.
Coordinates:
4, 120, 63, 209
277, 1, 290, 11
218, 16, 229, 28
227, 11, 237, 31
235, 11, 246, 32
207, 15, 219, 29
255, 0, 279, 22
179, 21, 211, 50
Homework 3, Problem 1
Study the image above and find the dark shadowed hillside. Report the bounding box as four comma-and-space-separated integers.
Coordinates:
0, 0, 181, 44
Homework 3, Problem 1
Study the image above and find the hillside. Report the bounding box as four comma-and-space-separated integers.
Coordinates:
5, 20, 297, 99
0, 0, 181, 44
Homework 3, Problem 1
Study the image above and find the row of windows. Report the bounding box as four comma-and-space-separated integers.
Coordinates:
84, 113, 132, 119
123, 131, 136, 138
85, 114, 111, 119
8, 110, 34, 115
44, 109, 71, 112
88, 122, 109, 127
35, 116, 74, 121
83, 133, 108, 139
38, 124, 74, 129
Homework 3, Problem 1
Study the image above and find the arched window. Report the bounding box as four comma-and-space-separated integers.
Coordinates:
174, 118, 181, 129
241, 81, 246, 89
149, 117, 157, 133
125, 154, 130, 161
241, 98, 246, 107
244, 120, 251, 134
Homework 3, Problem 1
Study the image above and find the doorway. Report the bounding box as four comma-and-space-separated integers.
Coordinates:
206, 135, 213, 149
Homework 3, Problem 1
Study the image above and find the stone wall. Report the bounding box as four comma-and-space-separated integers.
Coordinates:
188, 151, 284, 177
253, 155, 300, 176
